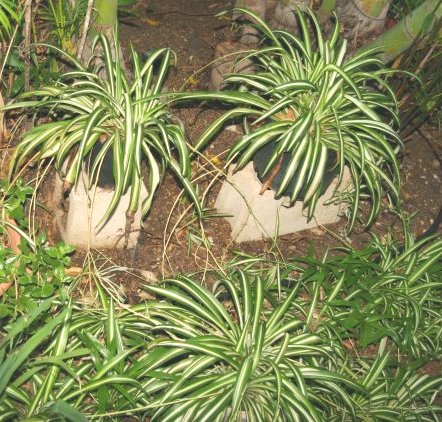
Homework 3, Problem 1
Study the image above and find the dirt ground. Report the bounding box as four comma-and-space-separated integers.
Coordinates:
2, 0, 441, 298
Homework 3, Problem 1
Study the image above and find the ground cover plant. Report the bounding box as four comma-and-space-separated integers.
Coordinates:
0, 178, 75, 319
226, 229, 442, 360
283, 233, 442, 360
0, 1, 441, 421
0, 293, 155, 420
328, 351, 442, 421
0, 232, 74, 318
0, 251, 441, 420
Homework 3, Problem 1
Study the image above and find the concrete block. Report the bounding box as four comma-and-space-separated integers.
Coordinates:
209, 41, 256, 90
53, 169, 147, 249
215, 163, 351, 242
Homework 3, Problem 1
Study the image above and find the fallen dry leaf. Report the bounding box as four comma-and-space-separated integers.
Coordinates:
138, 270, 158, 284
137, 290, 156, 301
187, 76, 199, 86
0, 282, 12, 297
65, 266, 83, 276
5, 217, 21, 254
143, 17, 160, 26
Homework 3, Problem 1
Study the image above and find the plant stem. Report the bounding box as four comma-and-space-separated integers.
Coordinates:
93, 0, 118, 36
358, 0, 442, 62
23, 0, 32, 93
23, 0, 32, 129
77, 0, 94, 60
260, 155, 284, 194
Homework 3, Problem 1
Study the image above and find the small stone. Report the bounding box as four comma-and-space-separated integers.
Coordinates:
138, 270, 158, 284
310, 227, 325, 236
226, 125, 238, 133
402, 190, 411, 200
432, 159, 440, 169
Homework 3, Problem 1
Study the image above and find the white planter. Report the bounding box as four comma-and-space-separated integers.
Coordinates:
215, 162, 352, 242
53, 169, 147, 249
209, 41, 256, 90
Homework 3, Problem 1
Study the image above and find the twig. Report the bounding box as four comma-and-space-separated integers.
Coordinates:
23, 0, 33, 129
260, 155, 284, 194
77, 0, 94, 61
23, 0, 32, 92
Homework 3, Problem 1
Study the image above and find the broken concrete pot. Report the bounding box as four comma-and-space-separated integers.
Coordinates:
209, 41, 256, 90
53, 169, 147, 249
270, 0, 310, 32
233, 0, 267, 44
215, 162, 352, 242
253, 142, 339, 199
335, 0, 389, 41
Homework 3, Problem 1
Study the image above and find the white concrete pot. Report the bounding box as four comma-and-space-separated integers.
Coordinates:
53, 169, 147, 249
209, 41, 256, 90
215, 162, 352, 242
270, 0, 309, 32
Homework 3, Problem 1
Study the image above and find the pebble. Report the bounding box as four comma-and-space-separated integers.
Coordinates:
432, 159, 439, 169
226, 125, 238, 133
402, 190, 411, 200
309, 227, 325, 236
138, 270, 158, 284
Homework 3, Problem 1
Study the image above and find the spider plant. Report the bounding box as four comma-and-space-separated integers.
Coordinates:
5, 34, 201, 229
330, 352, 442, 421
0, 288, 157, 420
0, 0, 20, 41
40, 0, 89, 53
140, 272, 366, 421
1, 258, 440, 420
290, 233, 442, 359
177, 7, 402, 230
